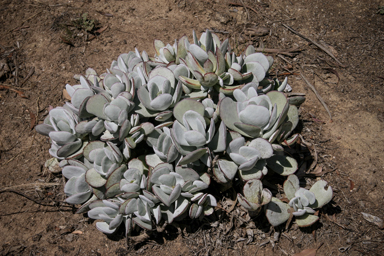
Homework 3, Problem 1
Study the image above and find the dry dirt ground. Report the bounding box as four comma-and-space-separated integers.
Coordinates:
1, 0, 384, 255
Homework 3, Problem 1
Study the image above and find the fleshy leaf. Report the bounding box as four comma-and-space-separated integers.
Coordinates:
283, 175, 300, 200
265, 197, 291, 227
86, 168, 107, 188
309, 180, 333, 208
179, 148, 208, 165
295, 213, 319, 227
173, 99, 205, 124
267, 155, 298, 176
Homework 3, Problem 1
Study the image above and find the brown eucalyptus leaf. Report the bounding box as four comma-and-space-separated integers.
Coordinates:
63, 89, 71, 100
361, 212, 384, 229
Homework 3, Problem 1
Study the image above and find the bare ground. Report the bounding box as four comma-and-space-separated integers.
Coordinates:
0, 0, 384, 255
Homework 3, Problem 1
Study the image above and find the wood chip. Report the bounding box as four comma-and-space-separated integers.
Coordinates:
28, 108, 36, 130
95, 25, 109, 34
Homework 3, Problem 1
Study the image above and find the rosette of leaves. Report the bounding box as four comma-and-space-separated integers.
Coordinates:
226, 137, 273, 181
283, 174, 333, 227
178, 30, 229, 91
78, 88, 135, 141
101, 72, 135, 99
224, 45, 272, 84
136, 67, 182, 121
219, 85, 299, 144
80, 141, 132, 199
153, 34, 194, 65
120, 164, 147, 193
35, 107, 83, 159
88, 200, 124, 234
148, 127, 180, 163
149, 164, 211, 223
170, 99, 217, 166
237, 179, 272, 216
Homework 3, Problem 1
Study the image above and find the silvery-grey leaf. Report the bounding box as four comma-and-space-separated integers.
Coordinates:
49, 131, 76, 145
72, 88, 94, 109
86, 94, 110, 119
184, 130, 206, 147
150, 93, 173, 111
283, 175, 300, 200
57, 139, 82, 158
62, 165, 86, 179
244, 53, 269, 72
85, 168, 107, 188
309, 180, 333, 208
104, 121, 118, 133
265, 197, 291, 227
217, 159, 238, 180
65, 190, 92, 204
96, 222, 116, 235
35, 124, 54, 136
248, 138, 274, 159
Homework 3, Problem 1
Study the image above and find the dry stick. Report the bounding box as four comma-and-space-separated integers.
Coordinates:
282, 24, 346, 67
19, 67, 35, 87
13, 53, 18, 86
239, 0, 250, 20
0, 190, 72, 208
0, 84, 28, 98
0, 182, 60, 192
255, 47, 302, 57
299, 69, 332, 121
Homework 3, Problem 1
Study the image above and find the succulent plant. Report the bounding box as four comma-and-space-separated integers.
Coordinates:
150, 127, 180, 163
283, 174, 333, 227
225, 45, 272, 84
88, 200, 124, 234
227, 137, 273, 181
34, 29, 337, 240
136, 67, 182, 121
35, 107, 83, 159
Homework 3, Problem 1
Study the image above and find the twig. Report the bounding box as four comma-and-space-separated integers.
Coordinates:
0, 189, 72, 208
19, 67, 35, 87
299, 68, 332, 121
255, 47, 302, 57
13, 52, 18, 86
0, 84, 28, 98
325, 214, 353, 231
277, 54, 292, 64
0, 182, 60, 192
1, 152, 22, 166
239, 0, 250, 20
282, 24, 346, 67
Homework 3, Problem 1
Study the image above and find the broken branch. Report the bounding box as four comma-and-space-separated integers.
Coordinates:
282, 24, 346, 67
